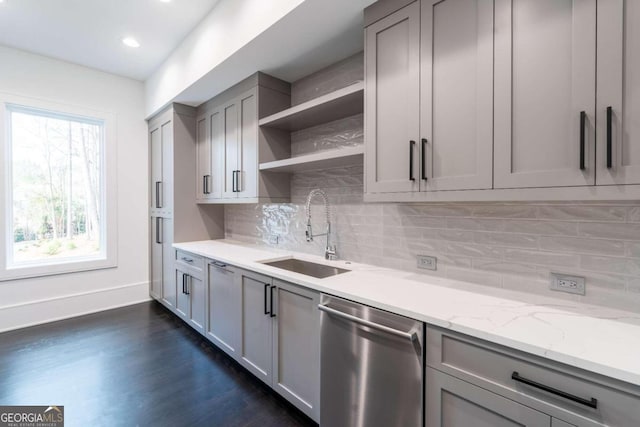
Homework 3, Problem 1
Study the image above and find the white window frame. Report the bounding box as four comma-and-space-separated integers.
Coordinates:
0, 93, 117, 281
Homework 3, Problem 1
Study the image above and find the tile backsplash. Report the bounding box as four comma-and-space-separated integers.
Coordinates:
225, 52, 640, 313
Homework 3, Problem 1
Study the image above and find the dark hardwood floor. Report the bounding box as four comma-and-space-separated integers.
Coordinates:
0, 301, 318, 427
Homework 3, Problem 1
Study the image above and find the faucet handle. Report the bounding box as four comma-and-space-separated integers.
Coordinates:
325, 245, 337, 260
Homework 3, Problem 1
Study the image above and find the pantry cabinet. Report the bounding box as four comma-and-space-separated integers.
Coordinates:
148, 104, 224, 307
596, 0, 640, 185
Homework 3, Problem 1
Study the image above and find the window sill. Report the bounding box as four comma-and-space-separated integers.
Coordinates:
0, 257, 117, 282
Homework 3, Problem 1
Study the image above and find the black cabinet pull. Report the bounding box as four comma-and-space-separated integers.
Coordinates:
409, 140, 416, 181
606, 106, 613, 169
155, 217, 162, 244
270, 286, 276, 317
236, 170, 242, 193
511, 372, 597, 409
579, 111, 586, 170
155, 181, 162, 208
421, 138, 428, 181
185, 275, 190, 295
232, 170, 240, 193
182, 273, 187, 294
264, 283, 270, 315
203, 175, 211, 194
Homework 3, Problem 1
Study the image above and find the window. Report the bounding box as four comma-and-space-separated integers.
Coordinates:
1, 96, 117, 280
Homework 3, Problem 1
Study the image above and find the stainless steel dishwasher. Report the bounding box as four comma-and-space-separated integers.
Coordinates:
319, 294, 424, 427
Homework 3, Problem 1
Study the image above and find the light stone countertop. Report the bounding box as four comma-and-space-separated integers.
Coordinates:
174, 239, 640, 388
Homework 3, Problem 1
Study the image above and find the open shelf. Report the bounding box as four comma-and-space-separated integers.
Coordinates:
259, 146, 364, 173
258, 81, 364, 131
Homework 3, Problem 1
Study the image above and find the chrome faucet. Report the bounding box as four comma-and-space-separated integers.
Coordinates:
305, 189, 337, 260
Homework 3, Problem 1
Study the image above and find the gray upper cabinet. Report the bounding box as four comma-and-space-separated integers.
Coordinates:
420, 0, 493, 191
426, 367, 551, 427
494, 0, 596, 189
195, 73, 291, 204
365, 1, 421, 194
596, 0, 640, 185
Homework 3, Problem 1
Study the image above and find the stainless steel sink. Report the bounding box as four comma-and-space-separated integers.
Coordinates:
261, 258, 350, 279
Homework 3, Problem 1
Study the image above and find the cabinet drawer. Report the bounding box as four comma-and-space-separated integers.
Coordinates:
175, 250, 204, 278
426, 326, 640, 427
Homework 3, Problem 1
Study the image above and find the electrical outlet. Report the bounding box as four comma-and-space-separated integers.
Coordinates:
550, 273, 585, 295
417, 255, 437, 271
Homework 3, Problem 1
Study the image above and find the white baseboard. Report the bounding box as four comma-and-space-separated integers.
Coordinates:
0, 281, 152, 333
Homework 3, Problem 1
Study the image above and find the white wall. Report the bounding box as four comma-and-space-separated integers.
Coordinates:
144, 0, 304, 116
0, 45, 150, 332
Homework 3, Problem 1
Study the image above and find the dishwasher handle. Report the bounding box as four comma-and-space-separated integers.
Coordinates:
318, 304, 419, 344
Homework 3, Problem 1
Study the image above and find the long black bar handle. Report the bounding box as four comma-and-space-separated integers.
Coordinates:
512, 372, 598, 409
231, 171, 236, 193
155, 181, 162, 208
264, 283, 270, 315
421, 138, 428, 181
185, 275, 190, 295
202, 175, 209, 195
270, 286, 276, 317
607, 106, 613, 169
409, 140, 416, 181
236, 170, 241, 193
182, 273, 186, 295
579, 111, 586, 170
155, 217, 162, 244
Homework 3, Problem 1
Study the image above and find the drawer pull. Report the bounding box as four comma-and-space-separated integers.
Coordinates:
181, 257, 194, 263
511, 372, 598, 409
210, 261, 227, 269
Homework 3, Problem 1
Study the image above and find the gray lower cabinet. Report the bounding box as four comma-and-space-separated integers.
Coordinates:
426, 325, 640, 427
271, 279, 320, 421
238, 269, 274, 384
174, 266, 206, 335
426, 367, 551, 427
229, 268, 321, 422
206, 260, 241, 357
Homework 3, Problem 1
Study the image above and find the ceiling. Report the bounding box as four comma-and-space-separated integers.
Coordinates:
0, 0, 221, 81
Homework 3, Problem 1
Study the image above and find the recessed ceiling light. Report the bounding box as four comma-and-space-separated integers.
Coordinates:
122, 37, 140, 48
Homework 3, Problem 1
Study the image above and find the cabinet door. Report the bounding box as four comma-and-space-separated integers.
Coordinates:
207, 262, 241, 357
494, 0, 596, 189
221, 101, 239, 199
160, 118, 174, 209
175, 268, 190, 319
160, 218, 175, 309
209, 109, 224, 199
365, 2, 420, 193
195, 115, 210, 201
597, 0, 640, 184
239, 270, 273, 384
150, 216, 163, 299
188, 274, 205, 334
421, 0, 493, 191
237, 89, 258, 199
426, 368, 551, 427
150, 125, 163, 210
272, 280, 320, 422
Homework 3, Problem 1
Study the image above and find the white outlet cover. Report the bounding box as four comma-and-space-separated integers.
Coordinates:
550, 273, 585, 296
